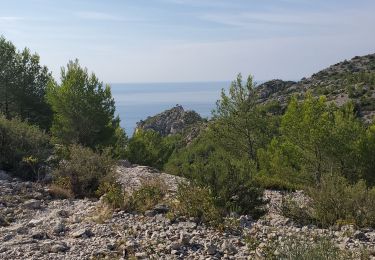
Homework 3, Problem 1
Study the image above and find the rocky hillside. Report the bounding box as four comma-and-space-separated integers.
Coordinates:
1, 167, 375, 260
135, 105, 205, 136
256, 53, 375, 121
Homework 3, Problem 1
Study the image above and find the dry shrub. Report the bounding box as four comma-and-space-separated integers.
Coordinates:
52, 144, 114, 198
47, 184, 73, 199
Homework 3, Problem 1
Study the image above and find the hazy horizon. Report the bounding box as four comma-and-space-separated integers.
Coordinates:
1, 0, 375, 83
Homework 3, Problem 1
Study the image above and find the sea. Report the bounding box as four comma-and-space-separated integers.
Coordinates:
110, 81, 231, 136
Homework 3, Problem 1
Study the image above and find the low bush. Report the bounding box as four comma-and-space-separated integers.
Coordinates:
97, 177, 167, 213
0, 115, 52, 180
96, 179, 125, 209
282, 174, 375, 228
274, 236, 353, 260
308, 174, 375, 228
52, 144, 114, 198
170, 182, 222, 226
125, 179, 167, 213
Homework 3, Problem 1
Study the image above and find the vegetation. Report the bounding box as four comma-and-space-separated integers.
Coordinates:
269, 236, 354, 260
124, 179, 167, 213
258, 94, 368, 187
170, 182, 222, 225
211, 74, 278, 168
47, 59, 126, 151
52, 144, 114, 198
126, 129, 180, 169
2, 34, 375, 233
0, 36, 53, 130
282, 174, 375, 228
166, 74, 268, 218
98, 178, 167, 214
0, 115, 51, 180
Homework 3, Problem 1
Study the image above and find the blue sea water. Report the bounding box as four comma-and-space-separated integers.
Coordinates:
110, 81, 231, 135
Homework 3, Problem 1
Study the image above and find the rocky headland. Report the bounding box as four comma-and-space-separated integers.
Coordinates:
135, 105, 205, 137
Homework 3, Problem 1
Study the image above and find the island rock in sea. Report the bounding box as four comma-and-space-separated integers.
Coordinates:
135, 105, 204, 136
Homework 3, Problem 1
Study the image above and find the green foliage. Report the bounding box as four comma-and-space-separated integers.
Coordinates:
126, 179, 166, 213
259, 94, 365, 185
52, 144, 114, 198
282, 174, 375, 228
0, 36, 53, 129
47, 60, 125, 150
308, 174, 375, 228
126, 129, 180, 169
97, 179, 125, 209
272, 236, 353, 260
359, 124, 375, 185
0, 115, 51, 180
171, 182, 222, 225
166, 130, 266, 217
211, 74, 278, 166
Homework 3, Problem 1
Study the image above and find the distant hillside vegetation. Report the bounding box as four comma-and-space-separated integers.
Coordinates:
256, 53, 375, 122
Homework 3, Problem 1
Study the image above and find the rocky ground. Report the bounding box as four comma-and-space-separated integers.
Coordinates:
1, 167, 375, 260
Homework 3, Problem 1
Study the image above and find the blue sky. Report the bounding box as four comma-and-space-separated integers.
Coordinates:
1, 0, 374, 83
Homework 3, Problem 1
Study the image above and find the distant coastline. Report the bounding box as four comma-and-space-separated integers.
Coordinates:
110, 80, 272, 135
110, 81, 230, 135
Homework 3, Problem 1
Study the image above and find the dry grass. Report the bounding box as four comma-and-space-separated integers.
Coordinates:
47, 184, 73, 199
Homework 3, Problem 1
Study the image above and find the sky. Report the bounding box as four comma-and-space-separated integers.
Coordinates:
1, 0, 375, 83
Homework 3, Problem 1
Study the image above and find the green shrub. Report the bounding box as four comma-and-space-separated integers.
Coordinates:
282, 174, 375, 228
96, 179, 125, 209
254, 173, 303, 191
52, 144, 114, 198
170, 182, 222, 226
125, 179, 167, 213
308, 174, 375, 228
274, 236, 353, 260
0, 115, 51, 180
126, 129, 180, 170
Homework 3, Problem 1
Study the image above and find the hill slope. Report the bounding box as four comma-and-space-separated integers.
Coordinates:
256, 53, 375, 121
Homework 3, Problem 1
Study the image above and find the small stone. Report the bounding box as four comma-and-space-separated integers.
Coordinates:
32, 231, 47, 240
153, 204, 169, 214
221, 241, 237, 255
135, 252, 147, 258
28, 219, 43, 227
56, 210, 70, 218
71, 228, 94, 238
16, 226, 28, 234
53, 221, 66, 234
179, 232, 190, 245
145, 210, 157, 217
51, 244, 69, 253
206, 244, 217, 255
3, 234, 13, 241
23, 199, 41, 210
170, 242, 181, 250
354, 231, 368, 241
0, 214, 8, 227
